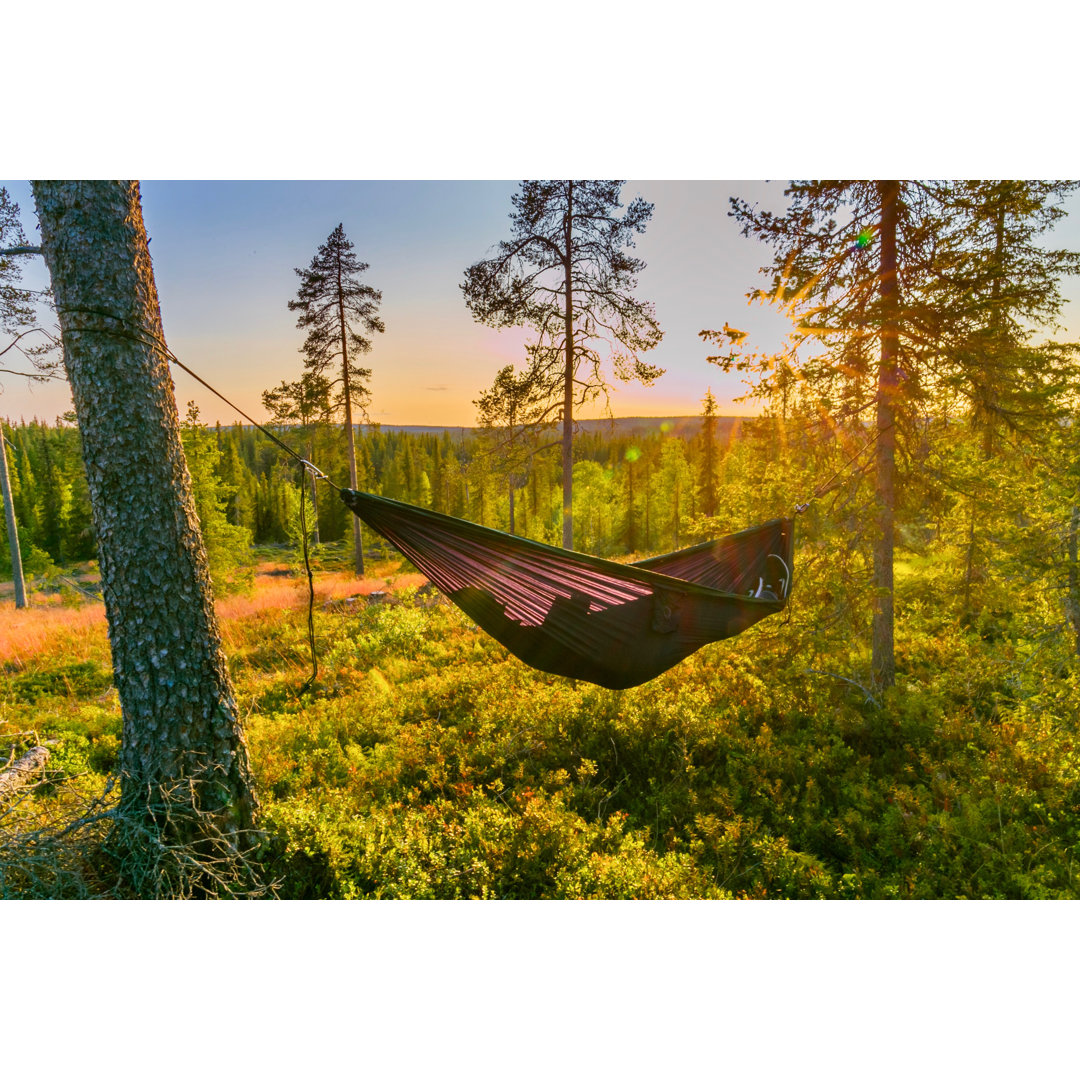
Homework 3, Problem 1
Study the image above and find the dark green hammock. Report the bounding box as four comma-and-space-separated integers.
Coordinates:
340, 489, 793, 690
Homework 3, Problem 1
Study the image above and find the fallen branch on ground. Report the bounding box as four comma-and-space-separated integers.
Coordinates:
0, 747, 50, 798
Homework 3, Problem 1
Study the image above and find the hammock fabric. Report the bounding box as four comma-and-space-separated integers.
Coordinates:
340, 489, 794, 690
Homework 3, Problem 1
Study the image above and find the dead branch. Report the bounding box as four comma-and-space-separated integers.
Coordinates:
0, 747, 50, 798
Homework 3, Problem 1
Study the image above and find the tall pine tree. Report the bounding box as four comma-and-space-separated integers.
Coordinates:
462, 181, 663, 549
289, 224, 384, 576
707, 181, 949, 689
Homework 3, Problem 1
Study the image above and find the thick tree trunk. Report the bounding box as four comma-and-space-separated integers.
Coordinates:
872, 180, 899, 690
562, 181, 575, 550
0, 424, 27, 609
33, 181, 258, 855
338, 257, 364, 576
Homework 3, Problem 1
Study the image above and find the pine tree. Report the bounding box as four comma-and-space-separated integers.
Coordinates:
289, 224, 384, 575
707, 181, 952, 689
0, 187, 35, 336
462, 181, 663, 549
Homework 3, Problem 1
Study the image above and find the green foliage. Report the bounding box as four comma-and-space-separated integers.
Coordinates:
6, 473, 1080, 898
5, 660, 112, 703
180, 402, 253, 591
219, 551, 1080, 898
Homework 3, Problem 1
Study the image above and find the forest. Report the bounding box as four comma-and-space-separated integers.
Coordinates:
2, 179, 1079, 900
0, 408, 741, 580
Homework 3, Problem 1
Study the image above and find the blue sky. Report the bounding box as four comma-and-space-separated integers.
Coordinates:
4, 180, 1080, 426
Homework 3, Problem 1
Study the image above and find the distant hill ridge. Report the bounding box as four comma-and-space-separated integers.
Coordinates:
355, 416, 747, 439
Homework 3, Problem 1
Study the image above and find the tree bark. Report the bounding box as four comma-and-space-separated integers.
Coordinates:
0, 424, 27, 609
562, 181, 575, 550
32, 181, 258, 847
872, 180, 899, 690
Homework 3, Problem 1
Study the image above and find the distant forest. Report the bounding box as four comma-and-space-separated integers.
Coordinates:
0, 404, 753, 581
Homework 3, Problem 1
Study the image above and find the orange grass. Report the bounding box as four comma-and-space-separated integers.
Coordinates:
2, 563, 429, 666
0, 599, 108, 667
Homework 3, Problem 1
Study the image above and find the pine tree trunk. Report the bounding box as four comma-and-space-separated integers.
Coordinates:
1067, 504, 1080, 660
337, 259, 365, 576
964, 202, 1006, 612
33, 181, 259, 875
644, 457, 651, 551
0, 424, 27, 609
562, 181, 575, 550
308, 439, 320, 546
872, 180, 899, 690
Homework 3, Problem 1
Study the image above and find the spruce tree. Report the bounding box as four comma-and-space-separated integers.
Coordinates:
474, 363, 550, 535
289, 224, 384, 575
462, 181, 663, 549
925, 182, 1080, 610
698, 389, 721, 518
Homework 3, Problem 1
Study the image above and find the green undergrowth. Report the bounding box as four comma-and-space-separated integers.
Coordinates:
239, 579, 1080, 898
4, 567, 1079, 899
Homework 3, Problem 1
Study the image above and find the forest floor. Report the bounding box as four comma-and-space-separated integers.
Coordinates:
2, 549, 1079, 899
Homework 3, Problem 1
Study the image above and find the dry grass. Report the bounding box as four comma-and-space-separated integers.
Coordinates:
1, 559, 428, 666
0, 599, 108, 667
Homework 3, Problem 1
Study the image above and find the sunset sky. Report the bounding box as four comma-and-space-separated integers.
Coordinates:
4, 179, 1080, 427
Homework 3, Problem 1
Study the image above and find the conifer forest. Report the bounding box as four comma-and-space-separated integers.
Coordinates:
2, 179, 1080, 900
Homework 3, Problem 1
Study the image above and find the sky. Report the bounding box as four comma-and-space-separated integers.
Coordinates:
5, 179, 1080, 428
1, 179, 803, 426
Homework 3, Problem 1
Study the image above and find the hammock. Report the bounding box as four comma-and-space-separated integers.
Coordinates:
340, 489, 794, 690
